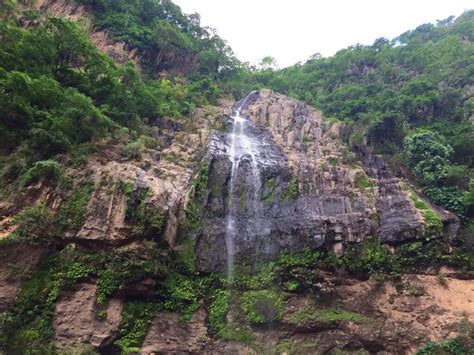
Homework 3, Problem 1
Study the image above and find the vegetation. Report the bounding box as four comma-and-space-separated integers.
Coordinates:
1, 0, 474, 352
241, 290, 285, 324
114, 301, 158, 353
288, 307, 370, 325
226, 11, 474, 222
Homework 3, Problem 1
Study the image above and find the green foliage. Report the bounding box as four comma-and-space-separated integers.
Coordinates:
183, 163, 209, 231
123, 135, 155, 160
354, 170, 373, 189
58, 181, 95, 230
288, 307, 370, 325
422, 186, 465, 219
125, 187, 165, 236
19, 160, 62, 186
0, 255, 63, 353
405, 130, 453, 185
11, 204, 55, 242
281, 175, 299, 202
207, 289, 231, 335
278, 249, 321, 269
340, 237, 394, 274
417, 338, 473, 354
241, 290, 285, 324
114, 301, 158, 353
162, 272, 204, 320
261, 177, 277, 203
462, 178, 474, 217
410, 193, 443, 235
233, 263, 277, 290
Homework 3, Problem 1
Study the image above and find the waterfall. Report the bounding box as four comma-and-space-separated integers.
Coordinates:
225, 92, 260, 281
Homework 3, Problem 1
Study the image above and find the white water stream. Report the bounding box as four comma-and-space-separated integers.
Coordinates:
225, 93, 260, 281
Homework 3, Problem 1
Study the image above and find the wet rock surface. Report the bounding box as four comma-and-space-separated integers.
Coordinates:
196, 90, 458, 272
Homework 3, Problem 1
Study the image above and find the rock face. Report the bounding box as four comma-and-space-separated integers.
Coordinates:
53, 283, 122, 349
195, 90, 458, 272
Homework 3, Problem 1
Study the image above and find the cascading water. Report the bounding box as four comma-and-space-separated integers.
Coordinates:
225, 92, 260, 281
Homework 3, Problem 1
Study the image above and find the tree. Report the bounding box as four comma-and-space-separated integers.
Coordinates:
259, 56, 278, 71
404, 130, 453, 185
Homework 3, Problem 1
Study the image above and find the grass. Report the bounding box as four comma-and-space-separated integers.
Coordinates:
288, 307, 370, 325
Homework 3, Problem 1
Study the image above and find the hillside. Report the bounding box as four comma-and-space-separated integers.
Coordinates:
0, 1, 474, 354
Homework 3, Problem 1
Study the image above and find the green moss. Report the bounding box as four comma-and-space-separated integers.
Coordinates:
125, 187, 165, 235
183, 163, 209, 231
261, 177, 277, 203
207, 289, 231, 335
58, 181, 94, 230
239, 188, 246, 209
354, 171, 373, 189
288, 307, 370, 325
218, 322, 255, 344
241, 290, 285, 324
281, 175, 299, 202
410, 193, 443, 236
234, 263, 276, 290
114, 301, 158, 353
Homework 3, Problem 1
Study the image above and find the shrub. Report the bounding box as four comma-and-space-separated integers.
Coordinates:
12, 205, 55, 242
354, 170, 373, 189
19, 160, 62, 186
207, 289, 231, 335
241, 290, 285, 324
114, 301, 157, 353
417, 338, 471, 354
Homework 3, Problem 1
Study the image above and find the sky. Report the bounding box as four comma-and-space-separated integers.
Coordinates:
174, 0, 473, 68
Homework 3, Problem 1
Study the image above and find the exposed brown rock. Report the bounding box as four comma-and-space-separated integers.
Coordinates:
53, 283, 122, 349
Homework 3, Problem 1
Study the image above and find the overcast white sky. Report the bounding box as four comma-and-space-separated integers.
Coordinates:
174, 0, 472, 68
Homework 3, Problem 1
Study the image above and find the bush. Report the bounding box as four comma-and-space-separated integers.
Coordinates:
417, 338, 471, 354
12, 205, 55, 242
354, 170, 373, 189
114, 301, 157, 353
241, 290, 285, 324
19, 160, 62, 186
207, 289, 231, 335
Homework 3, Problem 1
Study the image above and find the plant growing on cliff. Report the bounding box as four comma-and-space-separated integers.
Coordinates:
241, 290, 285, 324
11, 204, 55, 242
207, 289, 231, 335
114, 301, 158, 353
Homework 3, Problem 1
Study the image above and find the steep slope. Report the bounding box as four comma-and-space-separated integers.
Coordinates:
0, 1, 474, 353
196, 90, 458, 272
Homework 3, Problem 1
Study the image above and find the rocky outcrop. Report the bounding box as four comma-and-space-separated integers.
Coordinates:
141, 307, 252, 354
0, 243, 46, 310
53, 283, 122, 349
68, 107, 220, 248
195, 90, 458, 272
